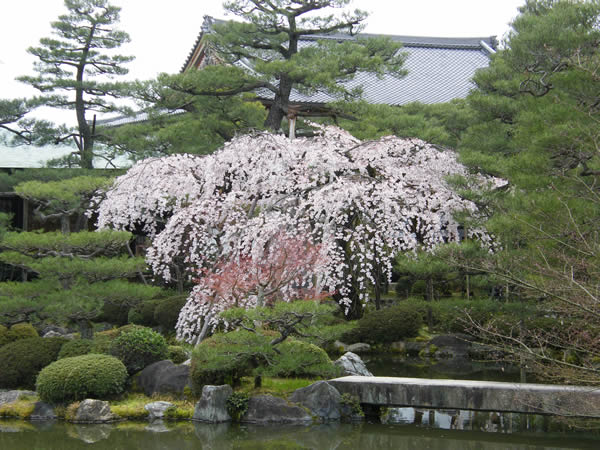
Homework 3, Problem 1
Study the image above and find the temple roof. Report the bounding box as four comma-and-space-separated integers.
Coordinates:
182, 16, 496, 106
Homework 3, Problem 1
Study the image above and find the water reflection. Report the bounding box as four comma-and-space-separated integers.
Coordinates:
380, 407, 554, 434
1, 419, 598, 449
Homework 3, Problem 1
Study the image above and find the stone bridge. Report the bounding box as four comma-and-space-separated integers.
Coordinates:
328, 376, 600, 417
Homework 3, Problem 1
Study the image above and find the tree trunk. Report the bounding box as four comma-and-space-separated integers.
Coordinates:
75, 26, 96, 169
60, 215, 70, 235
264, 75, 293, 131
426, 278, 434, 301
194, 311, 215, 347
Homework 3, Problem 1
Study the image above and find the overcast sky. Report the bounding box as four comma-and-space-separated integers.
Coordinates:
0, 0, 525, 125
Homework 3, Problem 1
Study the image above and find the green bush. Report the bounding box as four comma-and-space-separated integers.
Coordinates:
0, 324, 8, 348
343, 304, 422, 344
109, 327, 168, 374
128, 299, 160, 327
5, 323, 39, 343
191, 330, 270, 392
97, 299, 131, 326
36, 354, 128, 404
90, 324, 145, 355
153, 296, 186, 331
58, 339, 93, 359
0, 337, 67, 389
261, 340, 338, 378
167, 345, 188, 364
226, 392, 249, 422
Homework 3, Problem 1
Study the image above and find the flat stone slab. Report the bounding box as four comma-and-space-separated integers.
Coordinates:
328, 376, 600, 417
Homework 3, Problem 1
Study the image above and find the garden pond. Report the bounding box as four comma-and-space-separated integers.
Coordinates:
1, 413, 599, 449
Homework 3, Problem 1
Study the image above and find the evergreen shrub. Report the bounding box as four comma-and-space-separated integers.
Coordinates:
97, 298, 131, 326
109, 326, 168, 374
191, 330, 269, 392
153, 295, 187, 331
58, 339, 93, 359
36, 354, 128, 404
0, 337, 67, 389
343, 304, 422, 344
167, 345, 188, 364
261, 339, 338, 378
128, 299, 160, 327
0, 324, 8, 347
5, 323, 39, 343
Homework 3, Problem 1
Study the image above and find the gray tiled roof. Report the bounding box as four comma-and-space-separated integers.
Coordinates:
183, 16, 495, 106
102, 18, 495, 128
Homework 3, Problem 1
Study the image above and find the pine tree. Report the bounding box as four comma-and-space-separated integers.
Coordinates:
17, 0, 134, 168
141, 0, 406, 134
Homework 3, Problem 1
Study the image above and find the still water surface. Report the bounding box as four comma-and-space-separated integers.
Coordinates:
1, 418, 598, 449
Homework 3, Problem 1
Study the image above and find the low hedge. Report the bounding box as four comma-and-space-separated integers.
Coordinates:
109, 326, 168, 374
36, 354, 128, 404
0, 337, 67, 389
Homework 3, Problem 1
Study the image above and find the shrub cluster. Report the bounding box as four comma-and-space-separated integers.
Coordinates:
343, 304, 422, 344
0, 323, 38, 348
153, 295, 187, 331
109, 326, 168, 374
36, 354, 128, 404
127, 299, 160, 327
191, 330, 337, 392
0, 337, 67, 389
261, 340, 338, 378
191, 330, 267, 391
398, 297, 547, 334
167, 345, 188, 364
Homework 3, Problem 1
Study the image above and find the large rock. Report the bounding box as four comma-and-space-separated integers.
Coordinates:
334, 352, 373, 377
72, 399, 119, 423
137, 360, 190, 397
0, 390, 36, 407
430, 333, 473, 358
144, 401, 174, 420
30, 402, 57, 421
288, 381, 342, 421
192, 385, 232, 423
242, 395, 312, 424
346, 343, 371, 354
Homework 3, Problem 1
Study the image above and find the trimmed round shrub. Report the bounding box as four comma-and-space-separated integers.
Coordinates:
90, 324, 145, 355
261, 339, 338, 378
58, 339, 93, 359
128, 299, 160, 327
153, 295, 187, 331
36, 354, 128, 404
343, 304, 422, 344
0, 337, 67, 389
167, 345, 189, 364
6, 323, 39, 343
109, 327, 168, 374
